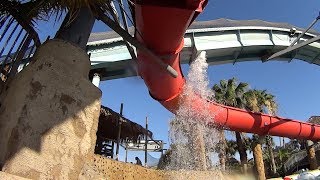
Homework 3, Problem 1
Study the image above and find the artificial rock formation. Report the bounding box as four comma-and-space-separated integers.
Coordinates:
0, 39, 101, 179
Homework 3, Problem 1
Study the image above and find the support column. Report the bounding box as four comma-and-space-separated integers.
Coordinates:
0, 39, 101, 179
92, 73, 101, 87
115, 103, 123, 160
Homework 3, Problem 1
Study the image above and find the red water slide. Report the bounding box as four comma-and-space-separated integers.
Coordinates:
134, 0, 320, 141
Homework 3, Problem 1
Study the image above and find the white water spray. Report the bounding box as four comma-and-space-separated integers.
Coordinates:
166, 51, 222, 171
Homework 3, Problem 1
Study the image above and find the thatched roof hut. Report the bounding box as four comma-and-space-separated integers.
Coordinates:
96, 105, 153, 142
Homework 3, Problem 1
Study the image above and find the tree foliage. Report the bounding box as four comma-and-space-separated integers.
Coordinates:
212, 77, 279, 177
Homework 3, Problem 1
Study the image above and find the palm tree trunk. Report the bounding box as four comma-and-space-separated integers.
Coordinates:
253, 136, 266, 180
190, 123, 207, 170
218, 130, 226, 171
306, 140, 318, 170
55, 7, 95, 50
235, 132, 248, 173
266, 136, 277, 175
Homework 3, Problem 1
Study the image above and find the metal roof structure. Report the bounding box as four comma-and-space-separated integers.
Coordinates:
87, 18, 320, 80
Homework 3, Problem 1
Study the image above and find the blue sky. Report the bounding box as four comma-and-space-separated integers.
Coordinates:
31, 0, 320, 162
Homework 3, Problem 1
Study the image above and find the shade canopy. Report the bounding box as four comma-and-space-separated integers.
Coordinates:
96, 105, 153, 142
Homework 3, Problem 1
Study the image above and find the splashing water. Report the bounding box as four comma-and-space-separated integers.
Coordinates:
166, 51, 222, 171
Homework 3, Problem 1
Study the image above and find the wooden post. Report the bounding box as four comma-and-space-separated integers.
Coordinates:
115, 103, 123, 160
145, 117, 148, 167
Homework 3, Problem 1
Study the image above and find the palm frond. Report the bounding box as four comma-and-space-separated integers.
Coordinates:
227, 77, 237, 91
220, 79, 227, 89
0, 1, 41, 45
0, 0, 113, 28
244, 90, 259, 112
212, 84, 222, 93
235, 82, 248, 96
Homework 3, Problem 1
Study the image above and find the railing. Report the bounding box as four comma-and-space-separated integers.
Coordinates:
0, 15, 40, 88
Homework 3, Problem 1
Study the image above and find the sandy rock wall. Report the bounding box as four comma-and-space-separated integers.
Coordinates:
0, 171, 31, 180
0, 39, 101, 179
91, 155, 254, 180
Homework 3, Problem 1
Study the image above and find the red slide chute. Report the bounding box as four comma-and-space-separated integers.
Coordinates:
134, 0, 320, 141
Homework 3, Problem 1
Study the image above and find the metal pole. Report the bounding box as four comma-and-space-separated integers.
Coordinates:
267, 35, 320, 60
145, 116, 148, 167
92, 73, 101, 87
115, 103, 123, 160
125, 144, 128, 163
96, 10, 178, 78
290, 14, 320, 47
111, 141, 114, 158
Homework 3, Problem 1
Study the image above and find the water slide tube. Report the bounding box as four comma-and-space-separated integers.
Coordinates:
134, 0, 320, 141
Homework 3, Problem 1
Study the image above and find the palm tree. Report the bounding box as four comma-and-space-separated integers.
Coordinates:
212, 78, 249, 173
216, 130, 227, 171
252, 134, 266, 180
225, 139, 242, 171
225, 139, 237, 159
254, 90, 277, 176
212, 78, 279, 178
243, 89, 277, 114
265, 135, 277, 176
276, 148, 291, 176
257, 91, 278, 176
244, 89, 278, 179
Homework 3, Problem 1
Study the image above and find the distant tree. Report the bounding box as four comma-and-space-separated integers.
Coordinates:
225, 139, 237, 159
212, 78, 249, 172
212, 78, 279, 178
265, 135, 277, 176
225, 139, 241, 171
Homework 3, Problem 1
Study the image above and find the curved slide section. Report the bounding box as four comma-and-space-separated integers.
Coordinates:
134, 1, 320, 141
